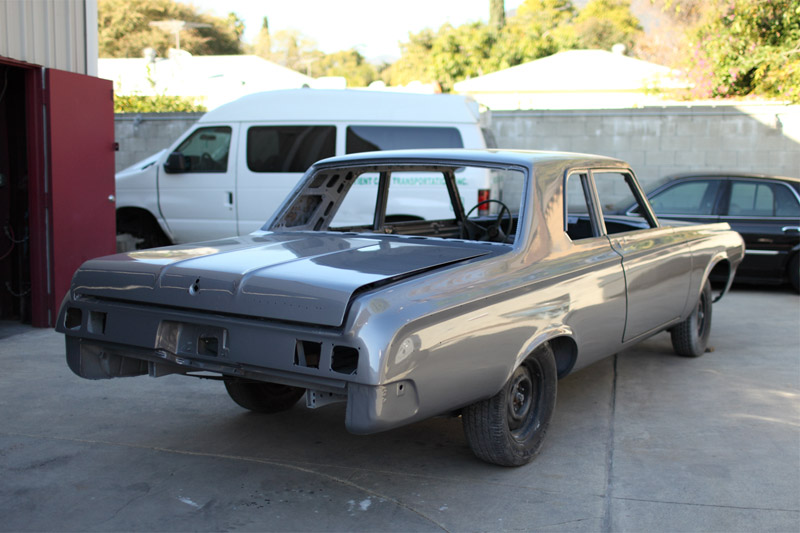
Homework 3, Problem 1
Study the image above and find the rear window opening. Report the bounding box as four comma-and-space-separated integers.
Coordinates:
273, 163, 526, 246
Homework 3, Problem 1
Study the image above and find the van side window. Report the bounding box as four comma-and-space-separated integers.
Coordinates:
247, 126, 335, 172
345, 126, 463, 154
174, 126, 232, 172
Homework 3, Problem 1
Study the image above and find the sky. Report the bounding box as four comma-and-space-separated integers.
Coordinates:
189, 0, 527, 60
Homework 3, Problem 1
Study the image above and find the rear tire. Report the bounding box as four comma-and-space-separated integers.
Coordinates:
671, 279, 712, 357
788, 254, 799, 293
224, 380, 305, 413
462, 344, 557, 466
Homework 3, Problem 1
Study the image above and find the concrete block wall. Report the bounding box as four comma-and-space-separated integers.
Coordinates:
114, 105, 800, 194
488, 104, 800, 191
114, 113, 203, 171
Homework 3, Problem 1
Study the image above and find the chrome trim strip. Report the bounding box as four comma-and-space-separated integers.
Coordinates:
745, 249, 780, 256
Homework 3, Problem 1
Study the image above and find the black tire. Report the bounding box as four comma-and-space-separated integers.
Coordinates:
671, 279, 713, 357
116, 211, 171, 251
788, 254, 799, 293
462, 344, 558, 466
224, 380, 305, 414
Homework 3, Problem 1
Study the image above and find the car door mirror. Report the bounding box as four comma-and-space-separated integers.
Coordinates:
164, 152, 187, 174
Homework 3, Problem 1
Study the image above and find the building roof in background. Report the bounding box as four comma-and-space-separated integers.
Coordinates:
99, 53, 315, 110
454, 49, 687, 93
453, 49, 690, 110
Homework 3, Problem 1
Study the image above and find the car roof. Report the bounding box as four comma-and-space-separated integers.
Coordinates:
310, 148, 629, 171
664, 171, 800, 184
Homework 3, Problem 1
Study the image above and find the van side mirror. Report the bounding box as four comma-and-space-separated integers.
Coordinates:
164, 152, 187, 174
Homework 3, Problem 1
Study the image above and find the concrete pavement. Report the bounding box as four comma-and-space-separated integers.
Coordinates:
0, 287, 798, 532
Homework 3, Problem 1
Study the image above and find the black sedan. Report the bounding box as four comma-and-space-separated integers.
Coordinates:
625, 172, 800, 291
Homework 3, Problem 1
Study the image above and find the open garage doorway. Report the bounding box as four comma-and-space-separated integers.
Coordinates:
0, 63, 33, 324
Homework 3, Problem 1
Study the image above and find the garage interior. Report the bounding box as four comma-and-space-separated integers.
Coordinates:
0, 64, 31, 324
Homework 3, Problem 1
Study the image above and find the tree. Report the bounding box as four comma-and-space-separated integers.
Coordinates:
381, 28, 437, 87
268, 29, 324, 73
490, 0, 576, 70
687, 0, 800, 102
382, 0, 649, 91
98, 0, 244, 58
313, 50, 379, 87
490, 0, 506, 30
253, 16, 271, 59
572, 0, 642, 52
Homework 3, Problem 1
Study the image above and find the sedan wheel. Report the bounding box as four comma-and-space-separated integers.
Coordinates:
462, 344, 557, 466
671, 279, 713, 357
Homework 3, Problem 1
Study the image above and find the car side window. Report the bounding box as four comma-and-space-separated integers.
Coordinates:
174, 126, 232, 173
564, 172, 597, 240
728, 181, 800, 217
774, 184, 800, 217
649, 180, 720, 215
728, 181, 775, 216
593, 171, 657, 234
247, 126, 336, 172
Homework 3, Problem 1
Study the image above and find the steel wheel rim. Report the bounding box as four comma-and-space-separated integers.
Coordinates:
696, 291, 707, 337
507, 364, 540, 439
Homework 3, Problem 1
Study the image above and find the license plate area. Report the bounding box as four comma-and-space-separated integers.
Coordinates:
156, 321, 229, 359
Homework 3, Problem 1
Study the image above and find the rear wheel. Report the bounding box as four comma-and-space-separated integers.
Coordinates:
462, 344, 557, 466
671, 279, 713, 357
788, 254, 799, 293
224, 380, 305, 413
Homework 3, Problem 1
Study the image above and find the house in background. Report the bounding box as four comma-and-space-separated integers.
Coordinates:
99, 52, 315, 110
454, 48, 689, 110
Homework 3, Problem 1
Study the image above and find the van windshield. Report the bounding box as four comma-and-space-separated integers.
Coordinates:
346, 126, 463, 154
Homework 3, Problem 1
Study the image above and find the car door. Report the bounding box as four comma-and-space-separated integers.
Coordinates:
591, 170, 692, 342
158, 124, 238, 243
720, 179, 800, 281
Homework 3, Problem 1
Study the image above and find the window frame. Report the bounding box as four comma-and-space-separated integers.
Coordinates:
589, 168, 659, 235
563, 170, 603, 241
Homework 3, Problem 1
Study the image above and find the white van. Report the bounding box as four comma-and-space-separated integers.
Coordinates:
115, 88, 494, 249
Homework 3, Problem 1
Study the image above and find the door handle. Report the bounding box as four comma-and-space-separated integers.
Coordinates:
782, 226, 800, 234
227, 192, 233, 205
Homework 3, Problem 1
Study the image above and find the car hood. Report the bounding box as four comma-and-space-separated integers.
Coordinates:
70, 233, 490, 327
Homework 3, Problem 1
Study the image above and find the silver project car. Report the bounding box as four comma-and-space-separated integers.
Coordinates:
57, 150, 745, 466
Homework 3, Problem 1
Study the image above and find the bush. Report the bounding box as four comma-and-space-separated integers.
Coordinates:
114, 94, 207, 113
